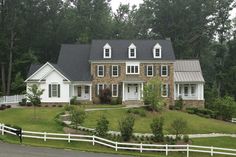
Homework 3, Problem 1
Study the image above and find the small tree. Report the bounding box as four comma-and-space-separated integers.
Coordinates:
70, 108, 86, 130
119, 115, 135, 141
175, 96, 183, 110
26, 84, 44, 119
171, 118, 187, 140
95, 115, 109, 137
150, 117, 164, 142
143, 77, 165, 111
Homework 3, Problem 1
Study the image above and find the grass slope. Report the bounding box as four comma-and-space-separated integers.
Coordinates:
84, 109, 236, 134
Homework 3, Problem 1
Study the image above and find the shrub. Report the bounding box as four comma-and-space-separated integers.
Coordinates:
183, 135, 190, 143
19, 98, 27, 106
169, 105, 174, 110
93, 97, 101, 104
58, 104, 63, 107
99, 88, 112, 104
165, 136, 176, 145
171, 118, 188, 140
70, 96, 80, 105
64, 104, 75, 112
95, 115, 109, 137
70, 108, 86, 130
126, 108, 146, 117
111, 98, 118, 105
119, 115, 135, 141
116, 97, 122, 104
175, 96, 183, 110
150, 117, 164, 142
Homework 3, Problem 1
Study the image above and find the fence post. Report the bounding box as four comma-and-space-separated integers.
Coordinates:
92, 135, 95, 145
140, 143, 142, 153
68, 133, 70, 143
166, 144, 168, 156
1, 124, 4, 135
44, 132, 47, 141
186, 144, 189, 157
211, 146, 214, 156
115, 142, 118, 151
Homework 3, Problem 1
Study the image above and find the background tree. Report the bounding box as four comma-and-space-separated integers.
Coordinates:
143, 77, 165, 111
26, 84, 44, 119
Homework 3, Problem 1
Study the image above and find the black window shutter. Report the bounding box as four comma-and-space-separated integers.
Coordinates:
118, 83, 122, 97
119, 66, 121, 76
96, 65, 98, 76
104, 65, 106, 77
58, 84, 60, 97
168, 65, 170, 76
153, 66, 156, 76
159, 65, 162, 76
95, 84, 98, 96
168, 84, 170, 97
145, 66, 147, 76
49, 84, 51, 98
110, 66, 112, 77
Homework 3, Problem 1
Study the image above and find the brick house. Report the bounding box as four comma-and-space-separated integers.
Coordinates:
25, 40, 204, 107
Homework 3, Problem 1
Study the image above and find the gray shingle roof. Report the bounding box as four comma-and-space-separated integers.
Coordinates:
174, 60, 205, 82
89, 40, 175, 61
27, 64, 43, 78
57, 44, 91, 81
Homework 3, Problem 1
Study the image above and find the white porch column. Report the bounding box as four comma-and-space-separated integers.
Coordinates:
89, 84, 92, 101
122, 82, 125, 101
141, 83, 143, 99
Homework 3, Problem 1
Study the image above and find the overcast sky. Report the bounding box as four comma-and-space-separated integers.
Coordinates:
110, 0, 236, 19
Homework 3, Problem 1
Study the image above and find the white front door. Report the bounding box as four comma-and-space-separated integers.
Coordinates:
127, 84, 139, 100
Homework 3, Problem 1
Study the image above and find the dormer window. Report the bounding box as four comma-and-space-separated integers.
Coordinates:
153, 43, 162, 58
128, 43, 136, 58
103, 43, 111, 58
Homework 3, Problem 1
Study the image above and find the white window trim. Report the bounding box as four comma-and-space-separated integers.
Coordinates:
112, 65, 119, 77
153, 43, 162, 58
97, 65, 104, 77
51, 83, 58, 98
161, 83, 168, 97
97, 84, 105, 95
112, 84, 118, 97
128, 43, 136, 58
161, 65, 168, 77
103, 43, 111, 58
126, 62, 140, 74
147, 65, 153, 77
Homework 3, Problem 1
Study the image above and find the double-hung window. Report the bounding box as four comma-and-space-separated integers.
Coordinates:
97, 65, 104, 77
112, 65, 119, 77
49, 83, 60, 98
161, 84, 168, 97
97, 84, 105, 95
161, 65, 168, 76
126, 62, 139, 74
112, 84, 118, 97
147, 65, 153, 77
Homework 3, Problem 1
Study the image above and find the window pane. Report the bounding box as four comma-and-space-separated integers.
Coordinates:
85, 86, 89, 94
162, 66, 167, 76
113, 66, 118, 76
98, 66, 104, 76
147, 66, 153, 76
184, 86, 188, 96
162, 84, 167, 96
135, 66, 138, 73
52, 84, 58, 97
191, 84, 196, 96
113, 84, 117, 97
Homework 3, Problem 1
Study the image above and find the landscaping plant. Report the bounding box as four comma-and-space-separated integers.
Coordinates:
95, 115, 109, 137
171, 118, 188, 140
119, 115, 135, 141
70, 108, 86, 130
150, 117, 164, 142
26, 84, 44, 119
143, 77, 165, 112
99, 88, 112, 104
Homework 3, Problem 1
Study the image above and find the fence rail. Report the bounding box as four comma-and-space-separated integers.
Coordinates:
0, 95, 25, 104
0, 123, 236, 157
232, 118, 236, 123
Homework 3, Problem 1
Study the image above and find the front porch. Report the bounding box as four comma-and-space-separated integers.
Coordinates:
174, 83, 204, 100
70, 83, 92, 101
122, 81, 144, 101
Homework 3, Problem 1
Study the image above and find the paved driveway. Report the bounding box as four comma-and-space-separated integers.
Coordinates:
0, 142, 131, 157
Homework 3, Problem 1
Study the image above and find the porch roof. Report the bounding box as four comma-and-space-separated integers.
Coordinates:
122, 77, 145, 83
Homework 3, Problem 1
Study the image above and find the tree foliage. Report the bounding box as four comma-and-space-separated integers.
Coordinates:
143, 77, 165, 111
70, 108, 86, 130
119, 115, 135, 141
171, 118, 188, 140
95, 115, 109, 137
150, 117, 164, 142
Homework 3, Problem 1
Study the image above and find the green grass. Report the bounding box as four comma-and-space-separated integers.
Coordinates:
0, 107, 64, 132
84, 109, 236, 134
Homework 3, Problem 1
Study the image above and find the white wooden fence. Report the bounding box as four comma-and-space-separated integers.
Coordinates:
0, 95, 25, 104
0, 123, 236, 157
232, 118, 236, 123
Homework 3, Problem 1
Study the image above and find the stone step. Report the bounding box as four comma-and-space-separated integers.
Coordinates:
123, 100, 144, 106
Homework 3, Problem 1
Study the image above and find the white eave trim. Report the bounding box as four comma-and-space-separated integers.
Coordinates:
25, 62, 71, 82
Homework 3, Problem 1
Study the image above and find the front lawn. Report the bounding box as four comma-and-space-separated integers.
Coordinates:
84, 109, 236, 134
